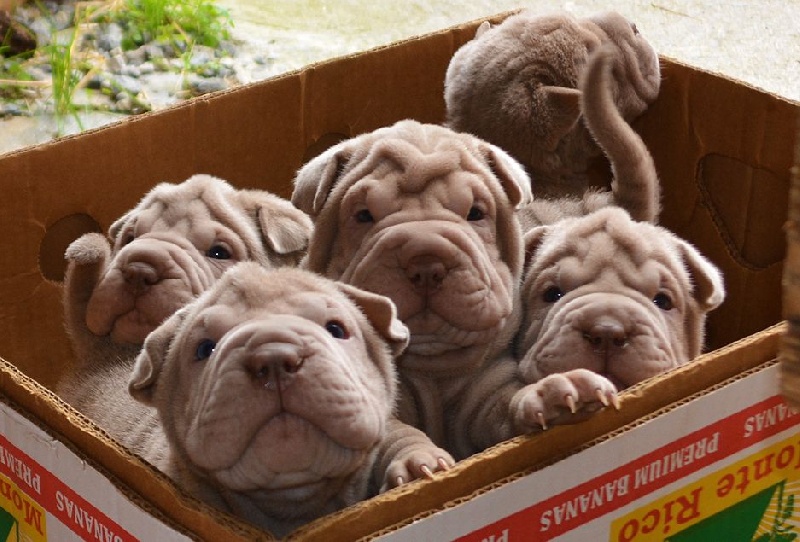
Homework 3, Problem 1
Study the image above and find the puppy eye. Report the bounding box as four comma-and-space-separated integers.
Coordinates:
195, 339, 216, 360
631, 23, 639, 35
354, 209, 374, 223
207, 245, 231, 259
542, 286, 564, 303
653, 292, 673, 310
467, 206, 485, 221
121, 233, 135, 246
325, 320, 349, 339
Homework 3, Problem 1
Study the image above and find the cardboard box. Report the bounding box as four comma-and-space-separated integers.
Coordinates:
377, 341, 798, 541
0, 11, 798, 541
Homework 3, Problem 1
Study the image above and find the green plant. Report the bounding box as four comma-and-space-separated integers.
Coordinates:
139, 0, 169, 40
114, 0, 232, 51
46, 24, 84, 134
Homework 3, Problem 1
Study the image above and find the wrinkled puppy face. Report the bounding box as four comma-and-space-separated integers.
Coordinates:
86, 174, 311, 344
517, 208, 724, 389
294, 121, 531, 372
131, 264, 402, 498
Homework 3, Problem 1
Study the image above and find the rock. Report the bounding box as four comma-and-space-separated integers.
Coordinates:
27, 18, 52, 47
25, 67, 50, 81
113, 75, 142, 96
121, 65, 141, 78
1, 103, 25, 116
218, 40, 238, 57
188, 46, 215, 67
188, 77, 227, 96
97, 23, 124, 52
53, 7, 75, 31
106, 52, 126, 74
86, 75, 104, 90
0, 12, 37, 55
139, 62, 155, 75
125, 47, 147, 66
156, 41, 178, 59
143, 44, 165, 60
114, 95, 133, 112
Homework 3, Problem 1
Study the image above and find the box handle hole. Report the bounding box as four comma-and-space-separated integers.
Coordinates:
40, 213, 102, 283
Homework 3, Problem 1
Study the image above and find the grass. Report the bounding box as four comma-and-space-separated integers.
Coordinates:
46, 24, 84, 133
111, 0, 233, 51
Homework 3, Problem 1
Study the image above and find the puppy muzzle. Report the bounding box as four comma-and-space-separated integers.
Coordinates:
85, 233, 218, 342
342, 220, 513, 335
524, 290, 678, 387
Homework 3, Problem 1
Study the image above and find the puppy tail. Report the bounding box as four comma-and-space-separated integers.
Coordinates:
62, 233, 139, 372
580, 45, 661, 223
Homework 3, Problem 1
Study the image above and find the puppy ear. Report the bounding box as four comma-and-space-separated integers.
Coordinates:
523, 225, 550, 271
336, 282, 410, 357
537, 86, 583, 152
108, 209, 133, 241
479, 142, 533, 208
128, 308, 187, 405
675, 239, 726, 311
475, 20, 492, 38
291, 143, 353, 217
238, 191, 314, 256
259, 203, 314, 256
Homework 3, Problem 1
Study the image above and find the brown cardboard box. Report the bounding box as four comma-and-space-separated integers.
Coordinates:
0, 11, 798, 541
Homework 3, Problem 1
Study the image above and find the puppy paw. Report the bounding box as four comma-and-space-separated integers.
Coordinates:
380, 445, 456, 493
65, 233, 111, 264
512, 369, 619, 433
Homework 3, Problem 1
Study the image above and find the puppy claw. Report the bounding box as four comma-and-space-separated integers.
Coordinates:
420, 465, 435, 479
396, 476, 405, 487
536, 411, 548, 430
610, 393, 622, 411
437, 457, 452, 471
596, 388, 610, 407
565, 394, 577, 414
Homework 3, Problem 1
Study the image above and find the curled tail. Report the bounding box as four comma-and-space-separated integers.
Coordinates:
579, 45, 661, 223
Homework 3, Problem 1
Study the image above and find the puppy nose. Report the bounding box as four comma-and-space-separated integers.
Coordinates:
123, 262, 160, 289
246, 343, 304, 390
405, 255, 448, 291
582, 319, 629, 351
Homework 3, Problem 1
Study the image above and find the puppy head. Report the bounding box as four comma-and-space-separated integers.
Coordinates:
517, 207, 724, 389
293, 120, 532, 372
84, 174, 313, 345
445, 11, 600, 183
129, 263, 407, 505
444, 10, 660, 193
584, 11, 661, 119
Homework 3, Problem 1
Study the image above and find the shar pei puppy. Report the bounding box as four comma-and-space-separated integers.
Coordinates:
60, 173, 313, 394
445, 9, 660, 200
292, 119, 598, 459
71, 263, 449, 537
512, 206, 725, 429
